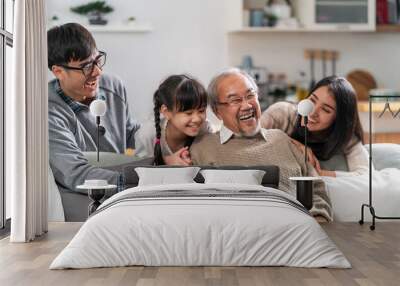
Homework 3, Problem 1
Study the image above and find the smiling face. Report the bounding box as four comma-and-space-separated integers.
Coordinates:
52, 52, 102, 102
215, 73, 261, 137
162, 106, 207, 137
302, 86, 337, 132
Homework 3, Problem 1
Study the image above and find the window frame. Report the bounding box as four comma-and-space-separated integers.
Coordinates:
1, 0, 14, 230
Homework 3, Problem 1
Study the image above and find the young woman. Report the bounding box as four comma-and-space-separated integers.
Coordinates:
134, 74, 211, 165
261, 75, 368, 177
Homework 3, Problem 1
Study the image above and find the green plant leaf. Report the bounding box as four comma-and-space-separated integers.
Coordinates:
70, 1, 114, 15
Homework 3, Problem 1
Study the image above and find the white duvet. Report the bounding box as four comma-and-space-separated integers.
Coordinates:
50, 183, 350, 269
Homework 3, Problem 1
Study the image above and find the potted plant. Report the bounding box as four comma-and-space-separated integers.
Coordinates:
126, 16, 136, 25
264, 13, 278, 27
71, 1, 114, 25
264, 0, 291, 27
49, 15, 60, 27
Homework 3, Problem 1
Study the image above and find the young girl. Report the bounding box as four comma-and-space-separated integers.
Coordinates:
261, 75, 368, 177
134, 74, 210, 165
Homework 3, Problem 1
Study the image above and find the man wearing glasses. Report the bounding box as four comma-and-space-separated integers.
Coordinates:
190, 68, 332, 222
48, 23, 140, 221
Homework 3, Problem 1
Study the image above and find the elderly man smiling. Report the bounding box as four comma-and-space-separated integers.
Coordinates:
190, 68, 332, 221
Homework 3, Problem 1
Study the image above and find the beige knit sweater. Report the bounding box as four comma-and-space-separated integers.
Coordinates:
261, 101, 369, 176
190, 128, 332, 221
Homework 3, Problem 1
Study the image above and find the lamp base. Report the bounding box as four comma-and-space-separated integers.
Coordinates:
88, 189, 105, 216
296, 180, 313, 210
289, 177, 320, 210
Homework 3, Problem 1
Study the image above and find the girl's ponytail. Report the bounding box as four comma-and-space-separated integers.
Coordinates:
153, 90, 165, 165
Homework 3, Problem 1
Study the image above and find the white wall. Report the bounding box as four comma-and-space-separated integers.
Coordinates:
47, 0, 230, 122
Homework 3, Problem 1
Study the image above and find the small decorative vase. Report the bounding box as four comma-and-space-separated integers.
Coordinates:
250, 10, 265, 27
88, 11, 108, 25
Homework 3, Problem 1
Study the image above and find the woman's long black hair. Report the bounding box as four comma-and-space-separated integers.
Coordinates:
291, 76, 364, 161
153, 75, 208, 165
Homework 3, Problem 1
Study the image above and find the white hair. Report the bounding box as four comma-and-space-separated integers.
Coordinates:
207, 67, 258, 114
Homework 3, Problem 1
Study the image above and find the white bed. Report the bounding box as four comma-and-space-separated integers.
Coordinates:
50, 183, 350, 269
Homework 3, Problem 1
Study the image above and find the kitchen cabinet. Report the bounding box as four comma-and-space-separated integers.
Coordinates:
229, 0, 399, 33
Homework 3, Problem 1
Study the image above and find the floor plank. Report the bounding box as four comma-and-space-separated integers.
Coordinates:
1, 222, 400, 286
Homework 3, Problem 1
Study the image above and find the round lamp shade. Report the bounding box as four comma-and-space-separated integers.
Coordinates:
297, 99, 314, 116
90, 99, 107, 116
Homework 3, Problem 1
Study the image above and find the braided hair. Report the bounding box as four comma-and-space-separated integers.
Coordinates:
153, 75, 208, 165
153, 90, 165, 165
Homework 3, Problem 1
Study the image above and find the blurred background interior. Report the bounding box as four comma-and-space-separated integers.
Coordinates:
45, 0, 400, 143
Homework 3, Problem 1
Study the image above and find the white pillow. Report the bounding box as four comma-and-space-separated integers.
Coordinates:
200, 169, 266, 185
135, 167, 200, 186
364, 144, 400, 170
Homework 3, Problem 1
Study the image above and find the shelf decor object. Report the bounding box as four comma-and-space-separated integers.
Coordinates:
359, 89, 400, 230
71, 1, 114, 25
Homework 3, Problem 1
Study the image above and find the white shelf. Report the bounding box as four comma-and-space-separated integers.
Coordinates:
86, 24, 153, 33
230, 26, 306, 33
230, 26, 377, 33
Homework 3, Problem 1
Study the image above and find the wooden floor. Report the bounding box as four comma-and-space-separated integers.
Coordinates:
1, 222, 400, 286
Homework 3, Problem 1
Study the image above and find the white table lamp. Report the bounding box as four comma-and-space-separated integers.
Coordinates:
293, 99, 316, 210
297, 99, 314, 166
90, 99, 107, 162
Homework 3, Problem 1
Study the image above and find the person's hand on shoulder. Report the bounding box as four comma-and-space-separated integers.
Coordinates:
290, 139, 320, 169
317, 169, 336, 177
290, 139, 336, 177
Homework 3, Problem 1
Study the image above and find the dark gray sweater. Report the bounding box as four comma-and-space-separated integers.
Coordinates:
48, 74, 140, 192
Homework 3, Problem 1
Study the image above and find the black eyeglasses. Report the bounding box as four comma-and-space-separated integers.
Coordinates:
59, 51, 107, 78
217, 92, 258, 107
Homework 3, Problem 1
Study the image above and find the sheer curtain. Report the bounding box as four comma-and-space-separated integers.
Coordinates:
7, 0, 48, 242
